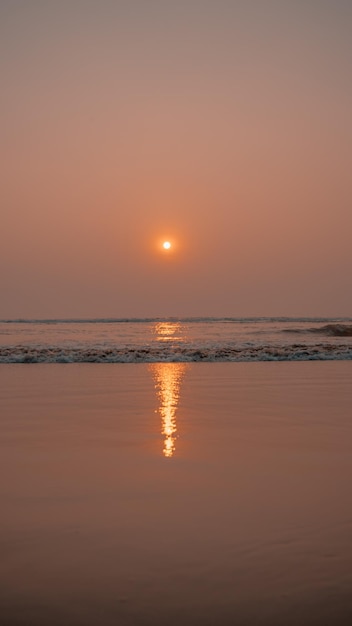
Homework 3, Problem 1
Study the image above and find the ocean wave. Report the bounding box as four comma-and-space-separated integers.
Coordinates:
1, 317, 351, 325
1, 344, 352, 363
284, 323, 352, 337
311, 324, 352, 337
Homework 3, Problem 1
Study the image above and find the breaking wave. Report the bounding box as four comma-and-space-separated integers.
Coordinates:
1, 344, 352, 363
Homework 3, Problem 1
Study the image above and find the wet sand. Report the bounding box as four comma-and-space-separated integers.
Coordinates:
1, 362, 352, 625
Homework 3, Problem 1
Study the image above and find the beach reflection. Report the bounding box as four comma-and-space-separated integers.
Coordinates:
150, 362, 187, 458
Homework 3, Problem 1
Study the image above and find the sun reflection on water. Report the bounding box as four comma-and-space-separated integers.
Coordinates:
152, 322, 184, 342
150, 362, 187, 458
150, 321, 188, 458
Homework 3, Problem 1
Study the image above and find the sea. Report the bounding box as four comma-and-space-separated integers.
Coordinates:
0, 317, 352, 363
1, 319, 352, 625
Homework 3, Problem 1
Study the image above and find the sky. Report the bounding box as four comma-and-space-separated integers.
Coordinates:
1, 0, 351, 318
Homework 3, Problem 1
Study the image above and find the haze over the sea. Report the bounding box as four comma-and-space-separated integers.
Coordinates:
1, 0, 351, 319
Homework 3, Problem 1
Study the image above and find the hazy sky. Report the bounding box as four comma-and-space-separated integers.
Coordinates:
1, 0, 351, 318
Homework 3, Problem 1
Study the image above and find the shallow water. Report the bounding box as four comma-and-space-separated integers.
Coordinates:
1, 362, 352, 625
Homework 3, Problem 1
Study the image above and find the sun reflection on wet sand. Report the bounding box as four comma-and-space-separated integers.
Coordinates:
150, 362, 187, 458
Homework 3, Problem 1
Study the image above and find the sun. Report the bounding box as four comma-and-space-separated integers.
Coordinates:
162, 241, 171, 250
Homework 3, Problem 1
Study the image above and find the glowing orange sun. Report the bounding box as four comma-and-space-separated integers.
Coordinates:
162, 241, 171, 250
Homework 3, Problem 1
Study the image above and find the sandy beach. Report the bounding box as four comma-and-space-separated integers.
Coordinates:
1, 362, 352, 625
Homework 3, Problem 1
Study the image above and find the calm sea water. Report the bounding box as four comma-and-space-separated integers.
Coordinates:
0, 317, 352, 362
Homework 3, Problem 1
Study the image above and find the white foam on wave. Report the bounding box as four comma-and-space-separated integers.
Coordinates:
1, 344, 352, 363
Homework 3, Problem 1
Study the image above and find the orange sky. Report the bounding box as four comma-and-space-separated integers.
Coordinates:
1, 1, 351, 318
